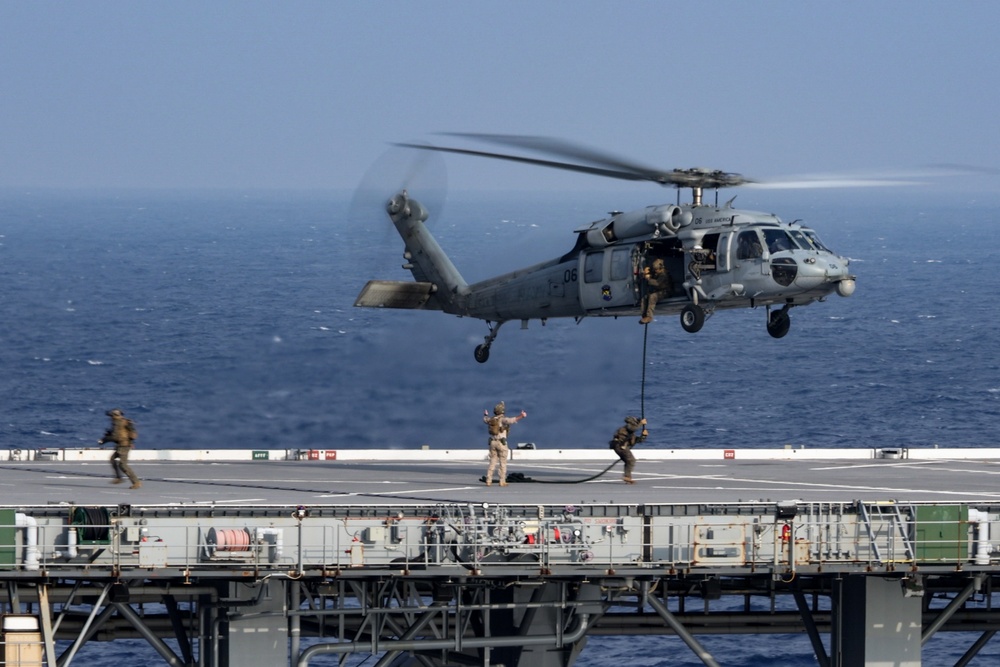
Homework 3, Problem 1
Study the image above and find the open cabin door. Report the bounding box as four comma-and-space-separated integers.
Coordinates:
578, 246, 640, 312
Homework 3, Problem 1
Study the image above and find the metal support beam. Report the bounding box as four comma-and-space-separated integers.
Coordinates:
922, 575, 983, 646
6, 580, 19, 611
59, 583, 111, 667
164, 594, 195, 665
297, 613, 590, 667
289, 581, 301, 666
793, 589, 830, 667
646, 595, 721, 667
38, 584, 58, 667
372, 604, 450, 667
111, 602, 186, 667
954, 630, 997, 667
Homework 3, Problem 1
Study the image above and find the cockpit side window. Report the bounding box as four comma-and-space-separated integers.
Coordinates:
736, 231, 763, 260
803, 231, 831, 252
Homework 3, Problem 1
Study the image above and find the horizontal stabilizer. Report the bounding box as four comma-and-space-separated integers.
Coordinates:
354, 280, 440, 310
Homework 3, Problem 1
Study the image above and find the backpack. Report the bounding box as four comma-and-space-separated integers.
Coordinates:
488, 416, 503, 436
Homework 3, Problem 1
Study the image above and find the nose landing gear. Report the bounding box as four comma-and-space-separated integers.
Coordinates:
474, 321, 506, 363
767, 304, 792, 339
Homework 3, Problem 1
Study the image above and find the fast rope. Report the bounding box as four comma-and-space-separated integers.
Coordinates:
484, 323, 652, 485
486, 459, 620, 485
640, 320, 649, 421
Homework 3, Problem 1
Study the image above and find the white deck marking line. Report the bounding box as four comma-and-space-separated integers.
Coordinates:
905, 465, 1000, 476
812, 461, 948, 471
158, 478, 406, 484
645, 473, 1000, 497
193, 498, 267, 504
812, 461, 1000, 476
340, 486, 479, 497
647, 484, 1000, 497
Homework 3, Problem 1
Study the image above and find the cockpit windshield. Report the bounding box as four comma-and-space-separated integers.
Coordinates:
787, 229, 812, 249
762, 229, 799, 254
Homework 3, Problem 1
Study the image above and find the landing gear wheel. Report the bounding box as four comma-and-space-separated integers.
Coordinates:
680, 304, 705, 333
474, 321, 505, 364
474, 344, 490, 364
767, 309, 791, 339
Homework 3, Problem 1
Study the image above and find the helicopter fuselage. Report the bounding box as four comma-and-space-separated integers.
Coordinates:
354, 191, 855, 362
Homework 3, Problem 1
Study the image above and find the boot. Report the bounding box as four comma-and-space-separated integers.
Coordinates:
129, 481, 142, 490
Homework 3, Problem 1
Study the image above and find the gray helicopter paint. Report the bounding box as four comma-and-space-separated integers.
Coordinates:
354, 134, 872, 361
358, 187, 855, 361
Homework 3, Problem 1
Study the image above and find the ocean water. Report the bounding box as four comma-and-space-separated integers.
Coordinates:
2, 188, 1000, 665
2, 188, 998, 452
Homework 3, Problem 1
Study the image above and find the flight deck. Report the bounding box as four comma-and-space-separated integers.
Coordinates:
1, 447, 1000, 667
4, 445, 1000, 506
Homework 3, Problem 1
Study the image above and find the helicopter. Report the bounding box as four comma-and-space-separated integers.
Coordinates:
354, 133, 857, 363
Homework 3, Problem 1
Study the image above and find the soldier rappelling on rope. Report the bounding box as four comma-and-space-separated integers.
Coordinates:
610, 416, 647, 484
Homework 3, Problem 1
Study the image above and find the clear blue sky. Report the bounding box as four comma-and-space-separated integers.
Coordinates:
2, 1, 998, 192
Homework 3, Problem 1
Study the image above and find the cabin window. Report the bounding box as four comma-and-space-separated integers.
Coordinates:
584, 251, 604, 283
736, 231, 763, 260
610, 248, 631, 281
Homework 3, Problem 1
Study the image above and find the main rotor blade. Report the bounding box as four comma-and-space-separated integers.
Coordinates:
748, 177, 919, 189
397, 137, 751, 189
441, 133, 672, 183
394, 142, 657, 183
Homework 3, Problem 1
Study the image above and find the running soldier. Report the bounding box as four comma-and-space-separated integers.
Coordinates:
100, 409, 141, 489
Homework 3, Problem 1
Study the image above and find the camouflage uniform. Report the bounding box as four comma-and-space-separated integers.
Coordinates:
100, 409, 141, 489
610, 416, 647, 483
640, 258, 672, 324
484, 401, 526, 487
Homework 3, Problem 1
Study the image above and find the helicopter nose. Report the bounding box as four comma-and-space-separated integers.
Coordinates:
837, 278, 856, 297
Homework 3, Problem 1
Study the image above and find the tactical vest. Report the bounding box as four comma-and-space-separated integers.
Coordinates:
610, 428, 629, 449
488, 416, 503, 436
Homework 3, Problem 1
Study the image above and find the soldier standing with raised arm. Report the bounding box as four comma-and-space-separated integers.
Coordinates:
483, 401, 526, 487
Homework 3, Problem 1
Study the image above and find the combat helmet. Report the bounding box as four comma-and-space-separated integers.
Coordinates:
624, 415, 641, 430
494, 402, 506, 416
106, 408, 123, 417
